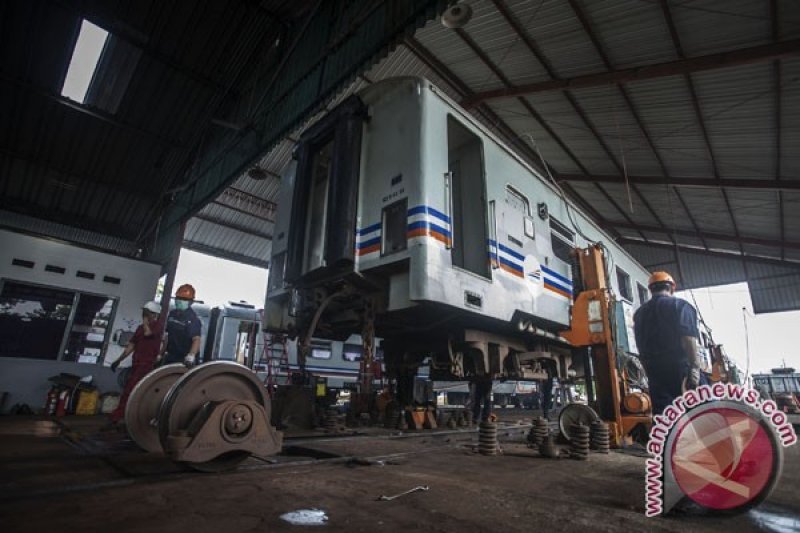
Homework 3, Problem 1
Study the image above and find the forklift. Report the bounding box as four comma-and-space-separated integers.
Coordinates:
561, 245, 652, 447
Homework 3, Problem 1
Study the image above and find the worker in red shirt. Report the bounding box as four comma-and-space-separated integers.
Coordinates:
108, 301, 164, 425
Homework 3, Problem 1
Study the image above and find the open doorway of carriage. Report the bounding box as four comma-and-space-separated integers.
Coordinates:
447, 116, 490, 279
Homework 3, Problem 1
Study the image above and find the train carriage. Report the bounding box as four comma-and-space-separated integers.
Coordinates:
264, 76, 651, 388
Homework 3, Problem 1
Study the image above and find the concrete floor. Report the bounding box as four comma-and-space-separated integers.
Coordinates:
0, 413, 798, 532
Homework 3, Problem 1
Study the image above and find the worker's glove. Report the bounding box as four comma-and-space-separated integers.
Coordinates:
110, 360, 120, 372
686, 367, 700, 390
183, 354, 196, 368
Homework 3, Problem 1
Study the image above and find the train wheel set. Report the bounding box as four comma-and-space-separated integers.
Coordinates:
125, 361, 283, 472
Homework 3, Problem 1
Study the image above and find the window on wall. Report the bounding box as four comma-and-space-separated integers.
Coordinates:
309, 340, 332, 360
616, 267, 633, 301
342, 343, 383, 362
550, 217, 575, 264
343, 343, 362, 362
637, 282, 648, 304
0, 280, 117, 363
505, 186, 529, 215
64, 294, 116, 363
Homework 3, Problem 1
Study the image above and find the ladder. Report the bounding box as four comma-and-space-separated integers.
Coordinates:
262, 333, 289, 395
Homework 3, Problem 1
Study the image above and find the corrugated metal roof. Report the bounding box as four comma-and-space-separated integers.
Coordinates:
670, 0, 772, 56
3, 0, 798, 311
0, 209, 139, 256
0, 0, 314, 252
581, 0, 678, 68
624, 75, 715, 177
751, 274, 800, 313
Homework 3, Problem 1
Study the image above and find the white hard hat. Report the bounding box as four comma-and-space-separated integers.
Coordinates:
143, 301, 162, 314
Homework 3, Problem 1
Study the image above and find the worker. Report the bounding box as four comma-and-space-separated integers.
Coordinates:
540, 360, 557, 420
633, 272, 701, 415
471, 374, 493, 423
108, 301, 163, 425
163, 284, 203, 367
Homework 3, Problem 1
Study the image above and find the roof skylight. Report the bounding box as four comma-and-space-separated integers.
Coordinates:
61, 20, 109, 103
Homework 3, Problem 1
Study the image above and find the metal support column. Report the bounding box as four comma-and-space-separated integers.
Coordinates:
158, 221, 186, 329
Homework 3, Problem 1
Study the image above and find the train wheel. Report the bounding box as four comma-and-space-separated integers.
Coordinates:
558, 403, 600, 441
125, 364, 187, 453
158, 361, 271, 472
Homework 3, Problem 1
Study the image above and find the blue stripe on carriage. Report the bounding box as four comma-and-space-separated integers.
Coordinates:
488, 240, 526, 262
356, 222, 381, 236
407, 220, 451, 237
356, 236, 381, 249
541, 266, 572, 286
497, 242, 525, 262
498, 257, 523, 273
407, 205, 450, 224
543, 278, 573, 295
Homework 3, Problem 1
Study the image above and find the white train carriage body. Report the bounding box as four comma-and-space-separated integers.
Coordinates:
203, 302, 374, 389
265, 77, 650, 379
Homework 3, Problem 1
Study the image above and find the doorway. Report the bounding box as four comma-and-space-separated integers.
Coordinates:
447, 116, 490, 279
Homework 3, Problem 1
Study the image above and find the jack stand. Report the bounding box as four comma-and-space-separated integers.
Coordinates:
350, 301, 377, 421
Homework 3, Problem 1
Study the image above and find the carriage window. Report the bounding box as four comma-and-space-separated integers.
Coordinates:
505, 186, 529, 215
506, 186, 535, 239
549, 217, 575, 264
616, 267, 633, 301
637, 282, 648, 304
343, 344, 362, 362
309, 340, 332, 360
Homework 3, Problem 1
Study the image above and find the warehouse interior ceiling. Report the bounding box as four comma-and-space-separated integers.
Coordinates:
1, 0, 799, 313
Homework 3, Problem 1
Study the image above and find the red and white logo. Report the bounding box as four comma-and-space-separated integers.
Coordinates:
645, 385, 795, 517
670, 407, 777, 511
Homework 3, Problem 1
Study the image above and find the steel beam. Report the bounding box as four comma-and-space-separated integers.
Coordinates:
463, 38, 800, 106
182, 240, 270, 269
771, 0, 785, 261
560, 0, 676, 244
559, 173, 800, 191
659, 0, 740, 260
158, 221, 185, 327
619, 237, 800, 269
214, 187, 278, 223
210, 200, 275, 224
191, 213, 273, 241
609, 220, 800, 251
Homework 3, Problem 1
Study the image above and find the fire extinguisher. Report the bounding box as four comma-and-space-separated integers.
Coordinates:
45, 387, 58, 416
55, 389, 70, 417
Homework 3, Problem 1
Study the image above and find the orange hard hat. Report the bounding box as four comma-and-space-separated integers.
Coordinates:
648, 271, 675, 288
175, 283, 196, 300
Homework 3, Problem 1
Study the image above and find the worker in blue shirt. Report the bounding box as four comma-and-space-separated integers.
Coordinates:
633, 272, 701, 415
162, 284, 203, 367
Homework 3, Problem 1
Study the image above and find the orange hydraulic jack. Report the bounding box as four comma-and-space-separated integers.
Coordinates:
562, 245, 651, 447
